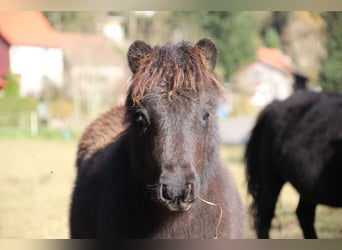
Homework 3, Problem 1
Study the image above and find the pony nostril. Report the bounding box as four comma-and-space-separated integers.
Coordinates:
184, 183, 195, 202
160, 184, 172, 201
159, 183, 195, 205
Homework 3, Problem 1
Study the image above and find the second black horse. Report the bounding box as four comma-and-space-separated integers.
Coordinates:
245, 90, 342, 238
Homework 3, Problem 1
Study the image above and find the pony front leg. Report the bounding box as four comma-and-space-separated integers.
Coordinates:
296, 196, 317, 238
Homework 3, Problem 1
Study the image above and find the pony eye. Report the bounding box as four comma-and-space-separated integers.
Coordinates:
203, 112, 210, 121
135, 108, 150, 130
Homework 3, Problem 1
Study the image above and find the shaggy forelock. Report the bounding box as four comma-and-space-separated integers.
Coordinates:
128, 41, 222, 106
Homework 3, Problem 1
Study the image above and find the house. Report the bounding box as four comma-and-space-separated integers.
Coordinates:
0, 11, 63, 97
101, 14, 126, 44
56, 32, 129, 122
0, 34, 9, 90
233, 47, 308, 108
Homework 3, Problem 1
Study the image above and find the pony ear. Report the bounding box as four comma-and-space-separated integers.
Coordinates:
127, 40, 152, 74
195, 38, 218, 70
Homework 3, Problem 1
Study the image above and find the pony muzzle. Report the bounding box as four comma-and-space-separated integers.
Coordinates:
158, 182, 195, 212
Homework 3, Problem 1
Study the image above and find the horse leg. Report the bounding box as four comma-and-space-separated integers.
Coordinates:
256, 179, 284, 238
296, 196, 317, 238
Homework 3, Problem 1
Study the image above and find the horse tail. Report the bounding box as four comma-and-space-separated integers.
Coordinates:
245, 102, 278, 228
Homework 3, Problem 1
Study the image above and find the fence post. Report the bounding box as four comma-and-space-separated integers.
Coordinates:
30, 111, 38, 136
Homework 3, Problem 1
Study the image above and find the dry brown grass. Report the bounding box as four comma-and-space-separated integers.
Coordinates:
0, 139, 340, 238
0, 139, 77, 238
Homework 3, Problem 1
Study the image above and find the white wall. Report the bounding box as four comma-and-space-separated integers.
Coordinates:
245, 63, 293, 107
9, 45, 63, 97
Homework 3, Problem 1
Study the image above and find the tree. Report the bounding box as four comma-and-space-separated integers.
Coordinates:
3, 73, 19, 98
284, 12, 326, 84
258, 11, 289, 49
197, 12, 258, 81
319, 12, 342, 92
43, 11, 105, 33
124, 12, 203, 45
263, 28, 281, 48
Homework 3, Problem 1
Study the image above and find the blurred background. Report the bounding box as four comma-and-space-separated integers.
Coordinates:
0, 11, 341, 238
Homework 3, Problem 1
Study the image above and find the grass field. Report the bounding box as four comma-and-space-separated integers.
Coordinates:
0, 139, 340, 239
0, 139, 76, 238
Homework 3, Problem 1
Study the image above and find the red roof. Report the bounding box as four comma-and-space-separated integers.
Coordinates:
257, 47, 294, 72
0, 11, 60, 48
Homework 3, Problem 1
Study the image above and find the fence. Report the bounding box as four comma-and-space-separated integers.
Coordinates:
0, 112, 39, 136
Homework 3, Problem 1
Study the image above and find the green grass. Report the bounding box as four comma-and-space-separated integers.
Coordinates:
0, 139, 340, 238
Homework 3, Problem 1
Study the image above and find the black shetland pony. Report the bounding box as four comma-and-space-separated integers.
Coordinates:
245, 90, 342, 238
70, 38, 245, 239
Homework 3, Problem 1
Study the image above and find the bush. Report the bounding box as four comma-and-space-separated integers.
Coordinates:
0, 73, 38, 127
